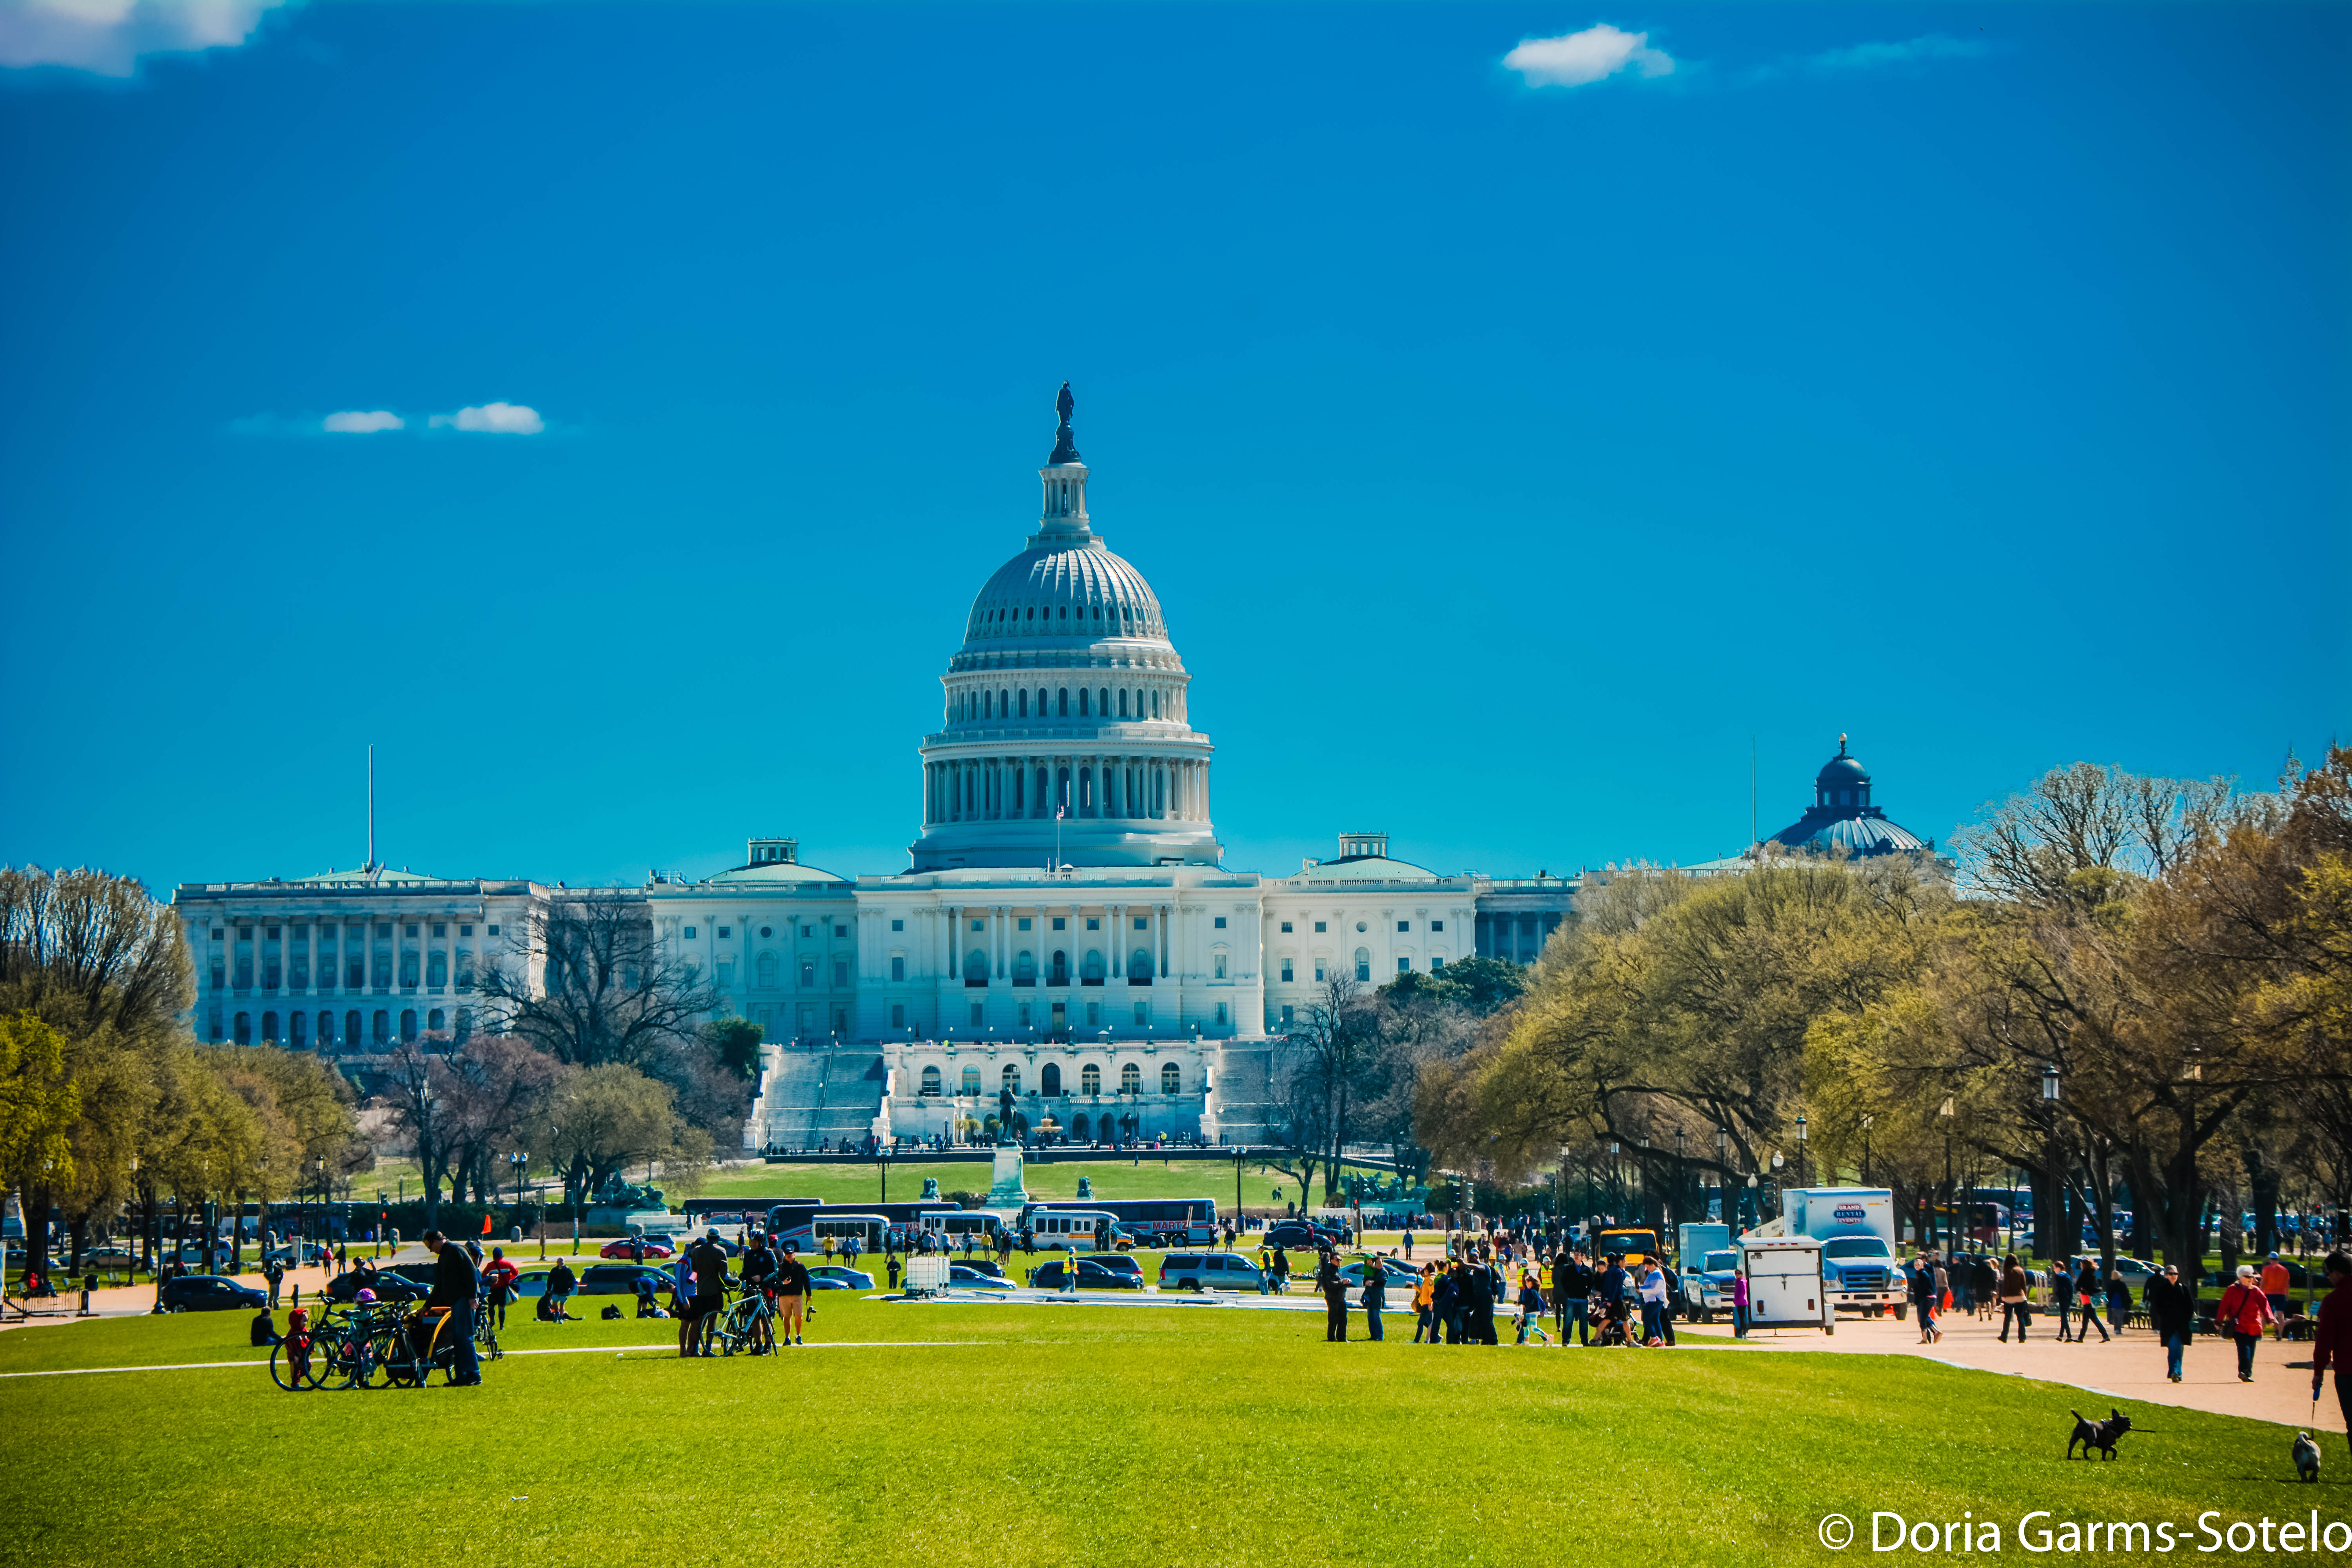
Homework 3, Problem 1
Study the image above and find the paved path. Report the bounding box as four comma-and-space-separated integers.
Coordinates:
1679, 1306, 2339, 1432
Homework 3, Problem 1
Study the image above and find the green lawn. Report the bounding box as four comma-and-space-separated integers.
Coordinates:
2, 1289, 2339, 1566
693, 1155, 1316, 1207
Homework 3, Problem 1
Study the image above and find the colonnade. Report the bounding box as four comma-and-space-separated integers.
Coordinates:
922, 754, 1210, 827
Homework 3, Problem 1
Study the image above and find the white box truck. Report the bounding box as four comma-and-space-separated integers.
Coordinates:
1738, 1236, 1835, 1335
1744, 1187, 1906, 1318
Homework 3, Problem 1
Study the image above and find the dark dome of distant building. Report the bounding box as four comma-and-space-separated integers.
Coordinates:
1764, 736, 1931, 857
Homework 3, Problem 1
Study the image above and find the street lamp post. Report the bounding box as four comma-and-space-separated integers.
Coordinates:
1795, 1114, 1808, 1190
1715, 1127, 1728, 1225
2042, 1062, 2062, 1266
1861, 1115, 1874, 1189
1937, 1097, 1956, 1253
1674, 1128, 1686, 1231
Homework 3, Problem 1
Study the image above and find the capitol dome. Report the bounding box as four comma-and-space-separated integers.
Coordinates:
1764, 736, 1931, 858
909, 386, 1221, 872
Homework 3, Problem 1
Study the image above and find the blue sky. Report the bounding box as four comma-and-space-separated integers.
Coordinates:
2, 2, 2345, 895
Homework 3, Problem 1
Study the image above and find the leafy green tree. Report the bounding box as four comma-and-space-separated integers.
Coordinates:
699, 1017, 765, 1080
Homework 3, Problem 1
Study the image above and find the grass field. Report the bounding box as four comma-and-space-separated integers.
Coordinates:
693, 1155, 1303, 1207
2, 1289, 2337, 1567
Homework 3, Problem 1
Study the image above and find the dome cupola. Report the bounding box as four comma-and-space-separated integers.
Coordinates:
909, 386, 1221, 871
1764, 734, 1929, 859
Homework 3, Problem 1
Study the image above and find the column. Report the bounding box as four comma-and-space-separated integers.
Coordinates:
996, 906, 1007, 979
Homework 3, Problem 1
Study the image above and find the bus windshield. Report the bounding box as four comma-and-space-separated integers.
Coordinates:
1595, 1230, 1660, 1258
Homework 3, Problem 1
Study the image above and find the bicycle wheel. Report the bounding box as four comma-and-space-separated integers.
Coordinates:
312, 1334, 361, 1391
359, 1331, 399, 1388
475, 1319, 501, 1362
270, 1338, 311, 1392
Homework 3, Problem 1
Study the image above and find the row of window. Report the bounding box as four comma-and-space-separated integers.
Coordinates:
1274, 918, 1443, 934
1277, 951, 1450, 984
917, 1060, 1185, 1096
881, 998, 1234, 1033
209, 921, 497, 942
681, 922, 849, 941
969, 600, 1158, 637
211, 949, 476, 993
212, 1006, 474, 1049
951, 685, 1174, 724
928, 757, 1198, 824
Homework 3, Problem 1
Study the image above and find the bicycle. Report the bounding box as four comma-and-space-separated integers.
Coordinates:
269, 1314, 317, 1391
472, 1290, 503, 1363
711, 1285, 776, 1357
377, 1303, 470, 1387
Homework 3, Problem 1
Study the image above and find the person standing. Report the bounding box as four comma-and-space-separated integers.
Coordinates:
1997, 1255, 2031, 1342
2071, 1258, 2110, 1344
1435, 1262, 1463, 1344
683, 1231, 730, 1357
1402, 1228, 1415, 1261
1731, 1263, 1750, 1339
2218, 1263, 2276, 1382
544, 1257, 577, 1322
1317, 1252, 1347, 1343
2309, 1252, 2352, 1464
1412, 1263, 1437, 1343
481, 1247, 519, 1329
2105, 1266, 2134, 1337
1637, 1259, 1670, 1346
2263, 1253, 2292, 1326
421, 1229, 481, 1387
1912, 1250, 1942, 1344
2049, 1258, 2075, 1343
1559, 1249, 1592, 1347
775, 1242, 811, 1346
1361, 1256, 1386, 1342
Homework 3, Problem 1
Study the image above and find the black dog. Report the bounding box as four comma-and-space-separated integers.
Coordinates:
2068, 1407, 2133, 1460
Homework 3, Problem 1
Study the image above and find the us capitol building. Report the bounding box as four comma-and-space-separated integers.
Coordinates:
169, 390, 1922, 1149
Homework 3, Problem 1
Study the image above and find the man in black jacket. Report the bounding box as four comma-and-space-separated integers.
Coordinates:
421, 1229, 481, 1386
1555, 1249, 1592, 1346
1317, 1251, 1347, 1343
2146, 1261, 2196, 1383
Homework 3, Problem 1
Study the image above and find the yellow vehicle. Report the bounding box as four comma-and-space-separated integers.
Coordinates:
1590, 1227, 1663, 1267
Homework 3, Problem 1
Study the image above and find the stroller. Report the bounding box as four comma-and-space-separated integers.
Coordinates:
1591, 1295, 1635, 1348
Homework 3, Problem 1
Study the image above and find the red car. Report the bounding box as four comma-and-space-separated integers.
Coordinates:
598, 1237, 674, 1259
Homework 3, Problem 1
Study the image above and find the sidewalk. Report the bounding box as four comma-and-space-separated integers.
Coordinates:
1681, 1304, 2335, 1430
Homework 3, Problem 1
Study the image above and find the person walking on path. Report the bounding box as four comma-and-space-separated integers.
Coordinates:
2218, 1263, 2277, 1382
1317, 1251, 1348, 1343
2072, 1258, 2111, 1343
1975, 1255, 1999, 1321
1997, 1256, 2032, 1342
2105, 1266, 2135, 1337
421, 1229, 481, 1387
2263, 1254, 2293, 1326
2147, 1261, 2194, 1381
2309, 1252, 2352, 1463
2049, 1259, 2075, 1343
1913, 1250, 1943, 1344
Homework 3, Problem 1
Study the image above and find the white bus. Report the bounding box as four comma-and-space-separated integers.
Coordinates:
775, 1212, 889, 1255
1027, 1209, 1125, 1252
921, 1210, 1006, 1247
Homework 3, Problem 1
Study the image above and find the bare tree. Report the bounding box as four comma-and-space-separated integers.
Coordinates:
478, 894, 719, 1069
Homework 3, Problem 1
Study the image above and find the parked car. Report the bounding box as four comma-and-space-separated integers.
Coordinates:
1089, 1253, 1145, 1286
599, 1238, 675, 1260
82, 1246, 140, 1273
952, 1258, 1005, 1279
577, 1263, 670, 1296
1027, 1258, 1134, 1290
262, 1243, 334, 1267
805, 1265, 874, 1290
160, 1275, 267, 1312
325, 1268, 429, 1303
1158, 1252, 1265, 1292
1259, 1222, 1327, 1251
947, 1264, 1011, 1290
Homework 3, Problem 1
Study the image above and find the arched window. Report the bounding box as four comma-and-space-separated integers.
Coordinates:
428, 1007, 445, 1033
1355, 947, 1372, 983
1081, 1063, 1102, 1095
1118, 690, 1129, 717
426, 951, 447, 987
260, 1011, 277, 1044
232, 1012, 251, 1045
1018, 689, 1029, 717
1082, 949, 1104, 982
399, 1008, 419, 1041
1035, 767, 1049, 814
757, 952, 778, 987
984, 690, 992, 719
1151, 690, 1160, 718
1213, 948, 1228, 980
1120, 1062, 1141, 1094
1161, 1062, 1181, 1094
1042, 1062, 1062, 1095
372, 1009, 390, 1046
1014, 949, 1036, 983
1058, 688, 1069, 716
965, 947, 989, 984
800, 959, 816, 987
345, 1010, 361, 1047
1129, 947, 1153, 981
961, 1065, 981, 1095
999, 688, 1009, 717
1098, 688, 1109, 715
1050, 949, 1068, 984
1072, 1113, 1090, 1140
1002, 1063, 1020, 1091
920, 1065, 942, 1096
1079, 688, 1090, 716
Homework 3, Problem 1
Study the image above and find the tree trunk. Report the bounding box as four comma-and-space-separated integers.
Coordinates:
2250, 1147, 2280, 1259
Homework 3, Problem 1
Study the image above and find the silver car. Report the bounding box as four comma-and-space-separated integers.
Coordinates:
1158, 1252, 1265, 1292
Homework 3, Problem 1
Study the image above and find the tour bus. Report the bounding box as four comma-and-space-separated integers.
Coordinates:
761, 1201, 959, 1247
1021, 1198, 1217, 1248
922, 1209, 1007, 1248
769, 1211, 892, 1255
1027, 1209, 1126, 1252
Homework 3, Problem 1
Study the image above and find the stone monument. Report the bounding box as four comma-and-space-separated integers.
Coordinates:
985, 1145, 1030, 1207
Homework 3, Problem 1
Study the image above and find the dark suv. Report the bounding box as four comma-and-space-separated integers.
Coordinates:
325, 1267, 430, 1303
1260, 1221, 1330, 1250
160, 1275, 267, 1312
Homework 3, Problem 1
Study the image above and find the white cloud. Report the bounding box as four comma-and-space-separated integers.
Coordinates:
321, 409, 403, 434
0, 0, 290, 78
1804, 34, 1993, 73
1504, 24, 1674, 88
429, 402, 545, 435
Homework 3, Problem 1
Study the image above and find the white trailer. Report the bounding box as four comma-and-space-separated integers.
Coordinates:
1739, 1236, 1835, 1336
